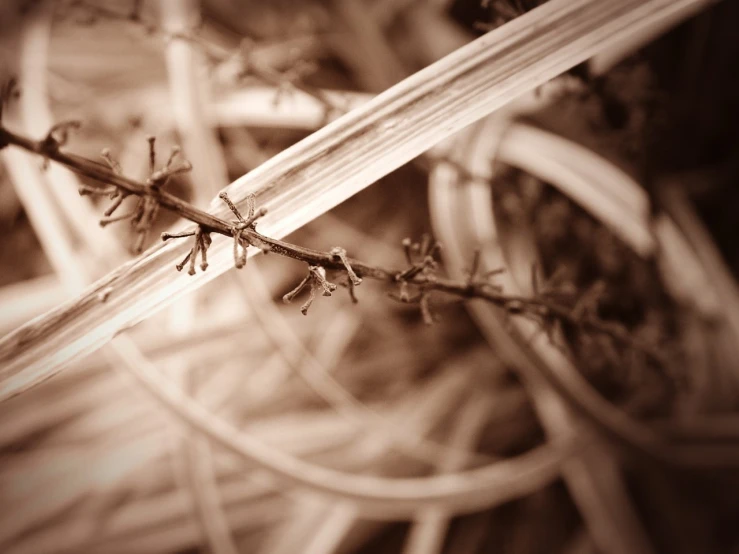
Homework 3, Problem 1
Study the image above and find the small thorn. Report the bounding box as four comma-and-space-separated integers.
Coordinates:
300, 283, 318, 315
101, 148, 122, 174
165, 145, 181, 169
147, 135, 156, 173
104, 192, 127, 217
43, 120, 82, 152
100, 211, 134, 227
134, 197, 159, 232
283, 266, 336, 314
176, 251, 192, 272
283, 273, 311, 304
188, 237, 201, 275
220, 191, 244, 222
330, 247, 361, 286
346, 278, 358, 304
161, 230, 196, 241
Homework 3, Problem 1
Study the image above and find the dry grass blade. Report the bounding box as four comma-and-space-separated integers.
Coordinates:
403, 392, 493, 554
110, 334, 569, 517
0, 0, 713, 400
258, 370, 473, 554
0, 276, 66, 333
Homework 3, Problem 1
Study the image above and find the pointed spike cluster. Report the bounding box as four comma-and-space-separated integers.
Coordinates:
130, 196, 160, 254
395, 234, 441, 282
82, 147, 128, 201
283, 265, 338, 315
97, 137, 191, 254
389, 235, 447, 323
148, 144, 192, 188
171, 226, 211, 275
219, 191, 267, 270
462, 248, 505, 292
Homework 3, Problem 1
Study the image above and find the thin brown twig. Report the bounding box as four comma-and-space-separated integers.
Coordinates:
0, 122, 666, 365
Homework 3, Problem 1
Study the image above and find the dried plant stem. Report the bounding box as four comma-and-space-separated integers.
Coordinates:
0, 134, 659, 346
0, 0, 718, 404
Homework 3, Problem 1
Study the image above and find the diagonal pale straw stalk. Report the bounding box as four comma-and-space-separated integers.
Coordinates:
0, 0, 715, 400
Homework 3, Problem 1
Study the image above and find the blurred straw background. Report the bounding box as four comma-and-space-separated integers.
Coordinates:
1, 0, 739, 553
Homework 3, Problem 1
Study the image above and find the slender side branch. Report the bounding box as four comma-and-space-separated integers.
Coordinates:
0, 122, 665, 364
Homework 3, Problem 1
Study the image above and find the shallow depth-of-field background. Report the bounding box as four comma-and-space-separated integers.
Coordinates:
1, 1, 739, 553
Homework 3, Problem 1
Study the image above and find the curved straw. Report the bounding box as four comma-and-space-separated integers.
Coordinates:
113, 332, 568, 519
427, 116, 738, 553
430, 118, 739, 468
498, 124, 655, 256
